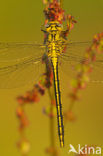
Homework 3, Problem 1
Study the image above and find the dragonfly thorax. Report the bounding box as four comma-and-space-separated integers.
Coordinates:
45, 21, 64, 57
46, 21, 63, 42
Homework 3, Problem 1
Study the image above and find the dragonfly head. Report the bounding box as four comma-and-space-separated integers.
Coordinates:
45, 21, 63, 32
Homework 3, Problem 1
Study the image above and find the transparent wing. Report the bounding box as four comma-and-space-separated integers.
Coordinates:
0, 42, 45, 61
0, 55, 46, 89
59, 41, 92, 76
0, 41, 90, 61
0, 42, 47, 88
63, 41, 92, 58
59, 41, 103, 83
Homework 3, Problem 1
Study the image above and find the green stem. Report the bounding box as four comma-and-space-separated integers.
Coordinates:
48, 88, 55, 146
48, 87, 57, 156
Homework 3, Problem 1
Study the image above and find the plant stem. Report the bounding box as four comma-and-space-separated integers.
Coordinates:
48, 87, 57, 156
48, 88, 55, 145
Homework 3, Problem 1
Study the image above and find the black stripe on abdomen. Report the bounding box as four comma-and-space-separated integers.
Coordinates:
51, 60, 64, 147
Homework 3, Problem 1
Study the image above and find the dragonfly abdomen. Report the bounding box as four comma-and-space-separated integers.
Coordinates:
51, 57, 64, 147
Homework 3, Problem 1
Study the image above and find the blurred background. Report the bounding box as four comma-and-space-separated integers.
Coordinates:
0, 0, 103, 155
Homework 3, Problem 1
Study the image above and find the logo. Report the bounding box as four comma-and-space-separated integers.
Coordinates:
68, 144, 102, 155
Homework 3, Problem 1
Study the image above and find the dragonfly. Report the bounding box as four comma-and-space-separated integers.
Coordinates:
0, 21, 103, 147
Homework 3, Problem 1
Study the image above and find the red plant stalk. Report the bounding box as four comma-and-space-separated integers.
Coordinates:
16, 56, 53, 155
64, 33, 103, 121
16, 0, 77, 155
45, 78, 59, 156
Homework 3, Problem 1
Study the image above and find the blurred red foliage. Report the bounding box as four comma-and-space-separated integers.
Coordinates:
16, 0, 103, 154
68, 32, 103, 103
